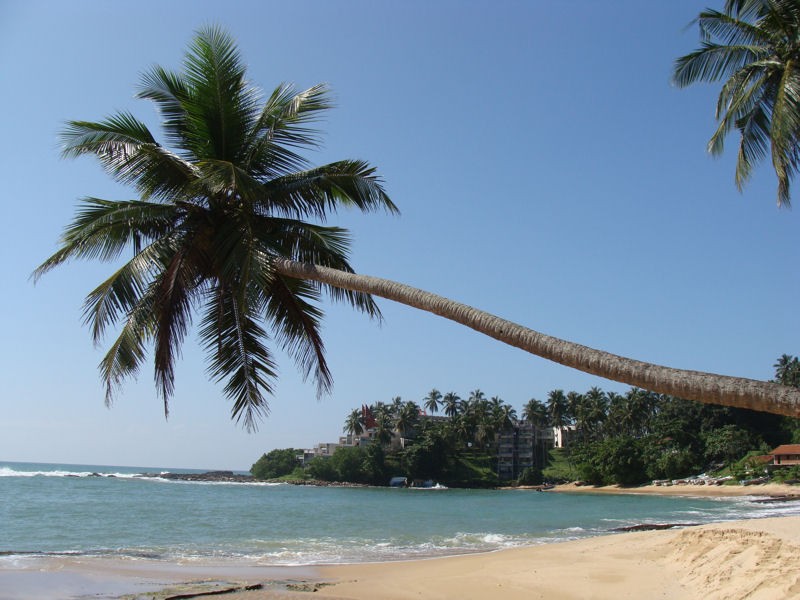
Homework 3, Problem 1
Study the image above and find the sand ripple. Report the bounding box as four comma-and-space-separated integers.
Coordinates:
669, 526, 800, 600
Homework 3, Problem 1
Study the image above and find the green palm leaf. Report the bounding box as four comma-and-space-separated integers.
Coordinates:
674, 0, 800, 206
200, 285, 277, 430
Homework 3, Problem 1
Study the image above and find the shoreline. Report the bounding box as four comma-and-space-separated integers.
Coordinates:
4, 483, 799, 599
308, 515, 800, 600
6, 515, 800, 599
547, 480, 800, 499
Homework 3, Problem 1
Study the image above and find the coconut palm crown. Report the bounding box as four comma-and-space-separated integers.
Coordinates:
673, 0, 800, 206
33, 27, 397, 430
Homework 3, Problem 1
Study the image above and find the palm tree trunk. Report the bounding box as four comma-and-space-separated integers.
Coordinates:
273, 258, 800, 418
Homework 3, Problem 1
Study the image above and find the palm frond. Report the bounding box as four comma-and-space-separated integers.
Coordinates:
697, 9, 766, 45
248, 217, 377, 317
673, 43, 767, 86
714, 60, 772, 122
263, 275, 332, 397
735, 100, 772, 186
708, 65, 772, 156
193, 158, 267, 205
99, 290, 156, 406
676, 0, 800, 206
61, 117, 199, 199
151, 246, 199, 408
769, 61, 800, 153
82, 239, 167, 343
725, 0, 771, 22
61, 112, 156, 158
257, 83, 332, 147
179, 25, 261, 162
257, 160, 397, 220
200, 285, 277, 431
137, 65, 191, 151
32, 198, 178, 281
261, 221, 382, 319
244, 83, 334, 178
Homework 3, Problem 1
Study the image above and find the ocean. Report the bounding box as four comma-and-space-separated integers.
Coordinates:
2, 461, 800, 566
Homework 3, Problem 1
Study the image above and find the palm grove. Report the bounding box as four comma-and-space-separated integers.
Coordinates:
252, 355, 800, 487
34, 3, 800, 441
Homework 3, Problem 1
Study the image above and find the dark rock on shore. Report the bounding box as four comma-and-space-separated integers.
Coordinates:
751, 495, 800, 504
612, 523, 699, 532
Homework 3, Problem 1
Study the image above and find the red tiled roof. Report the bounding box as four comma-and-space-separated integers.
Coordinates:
771, 444, 800, 455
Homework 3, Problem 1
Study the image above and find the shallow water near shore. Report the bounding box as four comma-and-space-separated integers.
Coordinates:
3, 461, 800, 566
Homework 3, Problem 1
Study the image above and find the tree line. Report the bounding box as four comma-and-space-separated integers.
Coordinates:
251, 354, 800, 487
546, 354, 800, 485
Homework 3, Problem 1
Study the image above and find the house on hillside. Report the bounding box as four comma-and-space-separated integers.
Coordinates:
770, 444, 800, 467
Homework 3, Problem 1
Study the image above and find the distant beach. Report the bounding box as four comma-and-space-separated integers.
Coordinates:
550, 480, 800, 499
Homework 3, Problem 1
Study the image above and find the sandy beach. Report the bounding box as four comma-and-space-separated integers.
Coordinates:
304, 515, 800, 600
4, 483, 799, 600
549, 481, 800, 499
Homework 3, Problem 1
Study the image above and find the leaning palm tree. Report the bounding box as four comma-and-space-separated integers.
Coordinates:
33, 27, 395, 431
673, 0, 800, 206
36, 26, 800, 429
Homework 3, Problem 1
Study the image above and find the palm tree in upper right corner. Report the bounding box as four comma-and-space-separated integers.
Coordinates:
673, 0, 800, 206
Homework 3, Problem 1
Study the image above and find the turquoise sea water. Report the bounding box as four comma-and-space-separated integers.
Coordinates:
2, 461, 800, 565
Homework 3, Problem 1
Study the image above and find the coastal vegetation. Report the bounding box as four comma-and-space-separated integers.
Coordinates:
34, 25, 800, 431
252, 356, 800, 488
250, 448, 304, 480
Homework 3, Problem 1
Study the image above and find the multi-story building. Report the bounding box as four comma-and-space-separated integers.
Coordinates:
496, 422, 552, 480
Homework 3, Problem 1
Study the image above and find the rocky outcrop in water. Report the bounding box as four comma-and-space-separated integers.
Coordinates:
136, 470, 254, 483
134, 471, 371, 486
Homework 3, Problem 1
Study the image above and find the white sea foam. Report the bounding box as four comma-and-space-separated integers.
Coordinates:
0, 466, 90, 478
0, 467, 285, 487
0, 466, 145, 479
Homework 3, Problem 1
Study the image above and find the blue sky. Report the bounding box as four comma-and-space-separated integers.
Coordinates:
2, 1, 798, 471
